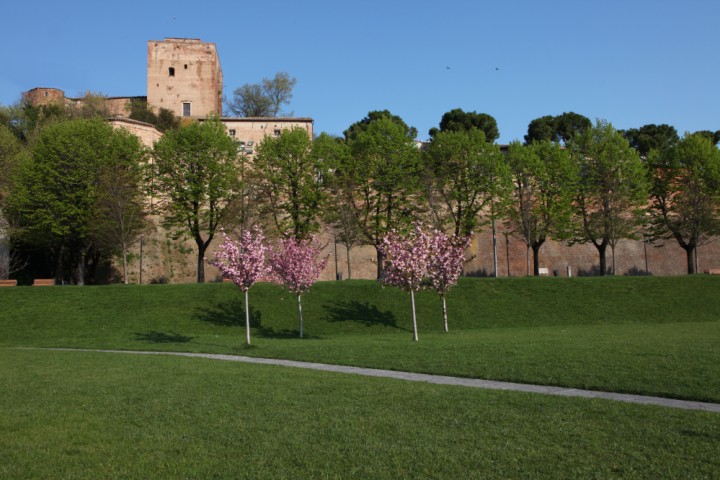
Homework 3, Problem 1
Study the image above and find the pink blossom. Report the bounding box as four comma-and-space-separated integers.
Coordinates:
269, 235, 329, 338
210, 226, 270, 292
426, 231, 471, 296
379, 225, 432, 292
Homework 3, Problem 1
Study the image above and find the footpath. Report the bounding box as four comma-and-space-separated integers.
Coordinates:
40, 347, 720, 413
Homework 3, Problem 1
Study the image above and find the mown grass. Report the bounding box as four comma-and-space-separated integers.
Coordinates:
2, 276, 719, 402
1, 348, 719, 479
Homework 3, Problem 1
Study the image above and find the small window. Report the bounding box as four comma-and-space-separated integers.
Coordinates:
184, 64, 188, 69
228, 129, 236, 137
273, 129, 281, 137
169, 67, 175, 77
182, 102, 191, 117
44, 91, 48, 97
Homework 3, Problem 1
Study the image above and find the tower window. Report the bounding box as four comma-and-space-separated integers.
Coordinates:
169, 67, 175, 77
184, 64, 188, 69
182, 102, 191, 117
228, 129, 236, 137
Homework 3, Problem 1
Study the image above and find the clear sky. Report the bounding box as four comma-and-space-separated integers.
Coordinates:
2, 0, 718, 143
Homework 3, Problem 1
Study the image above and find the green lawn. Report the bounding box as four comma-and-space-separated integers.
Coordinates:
2, 276, 719, 402
1, 348, 718, 479
2, 276, 720, 477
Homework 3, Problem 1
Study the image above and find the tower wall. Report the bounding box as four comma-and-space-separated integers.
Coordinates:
147, 38, 223, 118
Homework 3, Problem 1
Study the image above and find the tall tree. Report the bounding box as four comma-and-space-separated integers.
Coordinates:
152, 118, 241, 283
505, 141, 577, 275
525, 112, 591, 145
90, 129, 149, 284
253, 127, 326, 239
6, 119, 146, 284
569, 120, 649, 275
343, 110, 418, 141
226, 72, 296, 117
647, 133, 720, 274
621, 124, 679, 157
429, 108, 499, 143
346, 115, 423, 279
314, 133, 363, 279
423, 128, 511, 237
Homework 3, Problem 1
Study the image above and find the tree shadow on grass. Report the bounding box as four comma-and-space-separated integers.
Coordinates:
324, 300, 405, 330
134, 331, 195, 343
194, 299, 317, 339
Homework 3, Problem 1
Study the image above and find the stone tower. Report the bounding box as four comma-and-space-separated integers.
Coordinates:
147, 38, 223, 118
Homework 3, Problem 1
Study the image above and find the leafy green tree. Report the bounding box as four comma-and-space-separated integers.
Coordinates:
254, 127, 326, 239
621, 124, 679, 157
525, 112, 591, 145
569, 120, 649, 275
128, 99, 179, 132
692, 130, 720, 146
6, 119, 146, 284
91, 130, 149, 284
429, 109, 499, 143
647, 133, 720, 274
344, 110, 418, 141
505, 141, 577, 275
226, 72, 296, 117
313, 133, 362, 278
346, 115, 423, 279
152, 118, 241, 283
423, 128, 511, 237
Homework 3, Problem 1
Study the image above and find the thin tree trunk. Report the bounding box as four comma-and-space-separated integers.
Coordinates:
122, 246, 128, 285
410, 290, 419, 342
297, 293, 303, 338
376, 248, 385, 281
346, 244, 352, 280
597, 244, 608, 276
442, 294, 448, 333
491, 216, 498, 277
245, 289, 251, 345
532, 244, 541, 276
611, 245, 616, 276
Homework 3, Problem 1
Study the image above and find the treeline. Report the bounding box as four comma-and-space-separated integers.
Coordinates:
1, 103, 718, 284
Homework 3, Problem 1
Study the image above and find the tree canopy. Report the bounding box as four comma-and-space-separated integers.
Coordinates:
429, 109, 499, 143
343, 110, 418, 141
152, 118, 241, 283
621, 124, 679, 157
525, 112, 591, 145
225, 72, 297, 117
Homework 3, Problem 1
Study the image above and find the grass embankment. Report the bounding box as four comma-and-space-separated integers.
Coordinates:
2, 277, 720, 478
1, 348, 719, 479
2, 276, 719, 402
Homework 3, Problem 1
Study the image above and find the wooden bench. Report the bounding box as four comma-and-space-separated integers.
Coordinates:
0, 279, 17, 287
32, 279, 55, 286
704, 268, 720, 275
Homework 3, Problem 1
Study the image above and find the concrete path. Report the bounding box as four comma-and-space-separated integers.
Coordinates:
38, 347, 720, 413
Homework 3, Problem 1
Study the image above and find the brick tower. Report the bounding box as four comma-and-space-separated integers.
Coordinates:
147, 38, 223, 118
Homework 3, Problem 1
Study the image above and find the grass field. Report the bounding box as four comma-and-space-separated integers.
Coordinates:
2, 276, 720, 477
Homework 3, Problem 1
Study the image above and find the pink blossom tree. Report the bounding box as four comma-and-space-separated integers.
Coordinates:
379, 225, 432, 342
269, 236, 328, 338
209, 226, 269, 345
427, 231, 471, 332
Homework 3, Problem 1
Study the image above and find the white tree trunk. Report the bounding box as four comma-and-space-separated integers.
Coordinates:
297, 293, 303, 339
410, 290, 419, 342
442, 294, 448, 333
245, 289, 251, 345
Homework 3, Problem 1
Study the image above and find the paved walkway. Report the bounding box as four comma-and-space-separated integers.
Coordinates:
38, 348, 720, 413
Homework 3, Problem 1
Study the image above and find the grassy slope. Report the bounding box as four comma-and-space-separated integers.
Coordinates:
2, 276, 719, 401
1, 349, 719, 480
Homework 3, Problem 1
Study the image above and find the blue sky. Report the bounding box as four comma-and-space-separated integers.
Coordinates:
2, 0, 718, 143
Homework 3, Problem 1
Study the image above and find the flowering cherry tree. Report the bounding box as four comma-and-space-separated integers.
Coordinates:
427, 231, 471, 332
269, 236, 328, 338
379, 225, 432, 342
210, 226, 269, 345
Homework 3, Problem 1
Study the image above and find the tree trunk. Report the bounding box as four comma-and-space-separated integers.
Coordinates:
122, 245, 128, 285
376, 248, 385, 281
532, 244, 541, 276
75, 248, 85, 286
196, 241, 207, 283
685, 246, 696, 274
441, 294, 448, 333
297, 293, 303, 338
244, 289, 251, 345
410, 290, 419, 342
596, 243, 608, 276
346, 244, 352, 280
